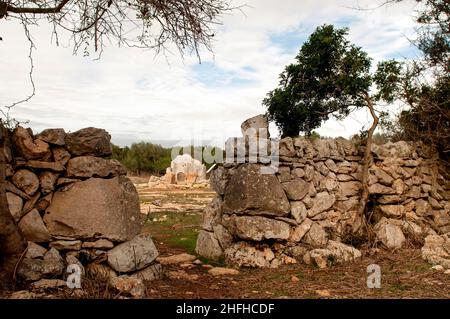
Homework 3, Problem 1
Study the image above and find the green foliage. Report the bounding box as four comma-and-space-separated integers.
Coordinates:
386, 1, 449, 158
415, 0, 449, 70
111, 142, 223, 175
111, 142, 171, 175
308, 131, 321, 140
263, 24, 401, 137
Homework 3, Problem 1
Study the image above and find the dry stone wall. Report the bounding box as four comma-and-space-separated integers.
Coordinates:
196, 118, 450, 270
3, 126, 161, 295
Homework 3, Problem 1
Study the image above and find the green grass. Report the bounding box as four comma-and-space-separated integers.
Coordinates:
166, 228, 199, 255
143, 211, 202, 255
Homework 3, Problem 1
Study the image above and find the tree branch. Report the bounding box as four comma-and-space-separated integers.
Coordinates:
3, 0, 71, 15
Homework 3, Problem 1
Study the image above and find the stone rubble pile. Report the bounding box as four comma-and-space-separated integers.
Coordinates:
196, 115, 450, 270
4, 126, 161, 295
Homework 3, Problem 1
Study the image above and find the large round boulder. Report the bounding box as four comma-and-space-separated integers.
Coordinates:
44, 176, 141, 242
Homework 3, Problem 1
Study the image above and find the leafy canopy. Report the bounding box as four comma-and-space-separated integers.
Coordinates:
263, 24, 402, 137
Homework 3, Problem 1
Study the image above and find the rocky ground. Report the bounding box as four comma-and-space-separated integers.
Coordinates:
3, 186, 449, 299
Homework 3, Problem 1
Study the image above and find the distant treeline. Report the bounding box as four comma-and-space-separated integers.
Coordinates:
111, 142, 222, 175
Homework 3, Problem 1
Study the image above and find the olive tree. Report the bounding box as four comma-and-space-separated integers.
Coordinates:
263, 24, 402, 232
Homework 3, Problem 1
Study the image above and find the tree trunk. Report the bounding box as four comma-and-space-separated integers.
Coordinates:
353, 94, 379, 233
0, 123, 27, 290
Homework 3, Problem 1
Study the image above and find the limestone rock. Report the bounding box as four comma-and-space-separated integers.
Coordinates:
279, 138, 295, 157
202, 196, 222, 231
110, 275, 145, 298
315, 162, 330, 176
369, 183, 396, 195
290, 219, 313, 242
12, 169, 39, 196
378, 195, 404, 204
290, 201, 307, 224
326, 240, 362, 263
313, 139, 331, 158
39, 171, 58, 194
12, 126, 51, 160
6, 192, 23, 222
66, 156, 126, 178
31, 279, 66, 290
209, 166, 230, 195
231, 215, 290, 241
282, 179, 309, 201
65, 127, 112, 157
302, 223, 328, 248
434, 211, 449, 227
107, 234, 159, 273
223, 164, 290, 217
320, 175, 339, 192
9, 291, 38, 299
52, 146, 71, 165
5, 164, 14, 177
195, 230, 223, 260
392, 179, 405, 194
35, 193, 52, 212
56, 177, 80, 187
277, 166, 291, 183
371, 168, 394, 186
49, 240, 82, 251
291, 168, 305, 179
18, 209, 51, 243
337, 174, 353, 182
132, 263, 163, 282
308, 192, 336, 218
304, 165, 314, 181
379, 205, 405, 218
324, 159, 337, 173
371, 141, 413, 159
157, 253, 196, 265
42, 248, 64, 275
240, 114, 269, 139
17, 259, 46, 281
224, 242, 275, 268
415, 199, 430, 215
303, 249, 332, 269
208, 267, 240, 276
82, 239, 114, 250
44, 176, 141, 242
304, 241, 361, 269
339, 181, 361, 198
421, 234, 450, 269
25, 242, 47, 259
65, 255, 85, 276
36, 128, 66, 146
374, 218, 406, 249
213, 224, 234, 250
25, 160, 65, 172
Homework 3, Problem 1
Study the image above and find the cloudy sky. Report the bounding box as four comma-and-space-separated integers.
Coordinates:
0, 0, 421, 147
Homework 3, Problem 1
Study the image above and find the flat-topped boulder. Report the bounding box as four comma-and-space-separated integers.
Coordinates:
223, 164, 290, 217
44, 176, 141, 242
66, 156, 126, 178
65, 127, 112, 157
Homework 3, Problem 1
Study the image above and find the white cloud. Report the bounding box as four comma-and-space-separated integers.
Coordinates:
0, 0, 420, 146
